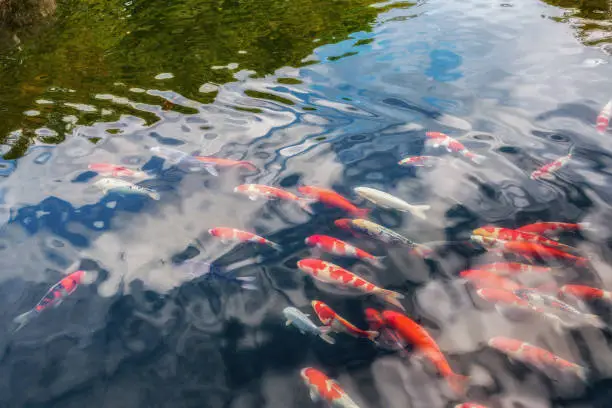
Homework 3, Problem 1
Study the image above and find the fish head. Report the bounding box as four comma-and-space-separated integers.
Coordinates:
311, 300, 334, 323
364, 308, 384, 329
71, 270, 87, 284
282, 307, 298, 318
425, 131, 446, 140
208, 228, 219, 236
300, 367, 314, 383
353, 187, 366, 197
304, 235, 321, 246
233, 184, 249, 193
297, 258, 323, 275
297, 185, 316, 196
334, 219, 352, 230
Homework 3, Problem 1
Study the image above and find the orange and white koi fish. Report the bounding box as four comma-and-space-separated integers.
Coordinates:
426, 131, 485, 163
383, 310, 469, 396
596, 99, 612, 134
300, 367, 361, 408
531, 152, 572, 180
297, 186, 369, 217
12, 271, 87, 332
364, 308, 408, 353
487, 336, 587, 380
460, 269, 523, 291
312, 301, 378, 341
297, 259, 405, 310
194, 156, 257, 171
234, 184, 313, 214
208, 227, 281, 250
472, 226, 576, 253
455, 404, 489, 408
88, 163, 148, 179
477, 262, 554, 276
516, 221, 589, 237
305, 235, 384, 268
398, 155, 440, 167
560, 284, 612, 301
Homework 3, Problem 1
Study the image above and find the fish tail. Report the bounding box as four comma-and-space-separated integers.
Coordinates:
585, 313, 606, 328
469, 154, 486, 164
375, 288, 406, 311
351, 208, 370, 218
446, 373, 469, 397
11, 309, 37, 333
365, 256, 386, 268
268, 241, 283, 251
148, 190, 161, 200
319, 332, 336, 345
409, 204, 430, 220
298, 198, 316, 215
578, 222, 592, 232
366, 330, 380, 342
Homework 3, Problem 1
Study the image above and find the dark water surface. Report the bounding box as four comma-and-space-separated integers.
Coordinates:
1, 0, 612, 406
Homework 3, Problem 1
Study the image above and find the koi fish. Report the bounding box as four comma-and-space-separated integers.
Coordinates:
516, 222, 589, 237
335, 218, 415, 246
472, 226, 577, 254
93, 177, 160, 200
177, 260, 257, 289
297, 186, 369, 217
596, 99, 612, 134
477, 262, 554, 276
354, 187, 430, 220
531, 152, 572, 180
426, 131, 485, 163
88, 163, 148, 179
194, 156, 257, 171
305, 235, 384, 268
477, 287, 539, 311
398, 156, 440, 167
12, 270, 87, 332
471, 236, 588, 266
460, 269, 523, 291
312, 301, 379, 341
283, 306, 336, 344
455, 404, 489, 408
150, 146, 218, 175
234, 184, 314, 214
383, 310, 469, 396
487, 336, 587, 380
559, 284, 612, 301
300, 367, 361, 408
297, 259, 405, 310
209, 227, 281, 250
364, 308, 408, 353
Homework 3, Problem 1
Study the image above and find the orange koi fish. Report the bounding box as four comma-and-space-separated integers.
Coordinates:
297, 259, 405, 310
300, 367, 361, 408
531, 152, 572, 180
487, 336, 587, 380
12, 271, 87, 332
516, 221, 588, 237
208, 227, 281, 250
194, 156, 257, 171
297, 186, 369, 217
560, 284, 612, 301
596, 99, 612, 134
472, 226, 576, 253
88, 163, 147, 179
426, 132, 485, 163
398, 155, 440, 167
460, 269, 523, 291
311, 301, 378, 341
305, 235, 384, 268
383, 310, 469, 395
234, 184, 313, 214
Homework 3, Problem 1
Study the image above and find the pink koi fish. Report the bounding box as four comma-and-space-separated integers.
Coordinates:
426, 132, 484, 163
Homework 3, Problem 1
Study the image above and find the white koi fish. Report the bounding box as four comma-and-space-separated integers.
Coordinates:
353, 187, 430, 220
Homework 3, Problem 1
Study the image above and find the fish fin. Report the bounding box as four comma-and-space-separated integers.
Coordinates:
351, 208, 370, 218
285, 320, 292, 326
268, 241, 283, 251
446, 373, 469, 397
298, 198, 316, 215
374, 288, 406, 311
148, 190, 161, 200
11, 309, 37, 333
408, 205, 430, 220
584, 313, 606, 328
203, 164, 218, 176
365, 256, 386, 269
319, 332, 336, 345
240, 283, 258, 290
309, 388, 320, 402
366, 330, 380, 342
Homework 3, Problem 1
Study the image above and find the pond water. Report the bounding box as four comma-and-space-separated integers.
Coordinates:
1, 0, 612, 406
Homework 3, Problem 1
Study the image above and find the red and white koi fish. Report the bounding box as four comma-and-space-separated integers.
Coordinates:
305, 235, 384, 268
364, 308, 408, 353
426, 132, 485, 163
460, 269, 523, 291
383, 310, 469, 396
297, 186, 369, 217
194, 156, 257, 171
300, 367, 361, 408
477, 287, 542, 311
487, 336, 587, 380
560, 284, 612, 301
297, 259, 405, 310
311, 301, 379, 341
208, 227, 281, 250
234, 184, 313, 214
477, 262, 554, 276
88, 163, 147, 179
12, 270, 87, 332
472, 226, 577, 253
455, 404, 489, 408
530, 152, 572, 180
596, 99, 612, 134
398, 155, 440, 167
516, 221, 589, 237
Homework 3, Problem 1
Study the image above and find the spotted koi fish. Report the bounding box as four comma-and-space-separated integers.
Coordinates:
300, 367, 361, 408
472, 226, 576, 253
234, 184, 314, 214
487, 336, 587, 380
208, 227, 281, 250
311, 301, 378, 341
426, 132, 485, 163
516, 221, 589, 237
596, 99, 612, 134
297, 186, 369, 217
88, 163, 148, 179
12, 271, 87, 332
398, 155, 440, 167
560, 284, 612, 302
297, 258, 405, 310
305, 235, 384, 268
531, 152, 572, 180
